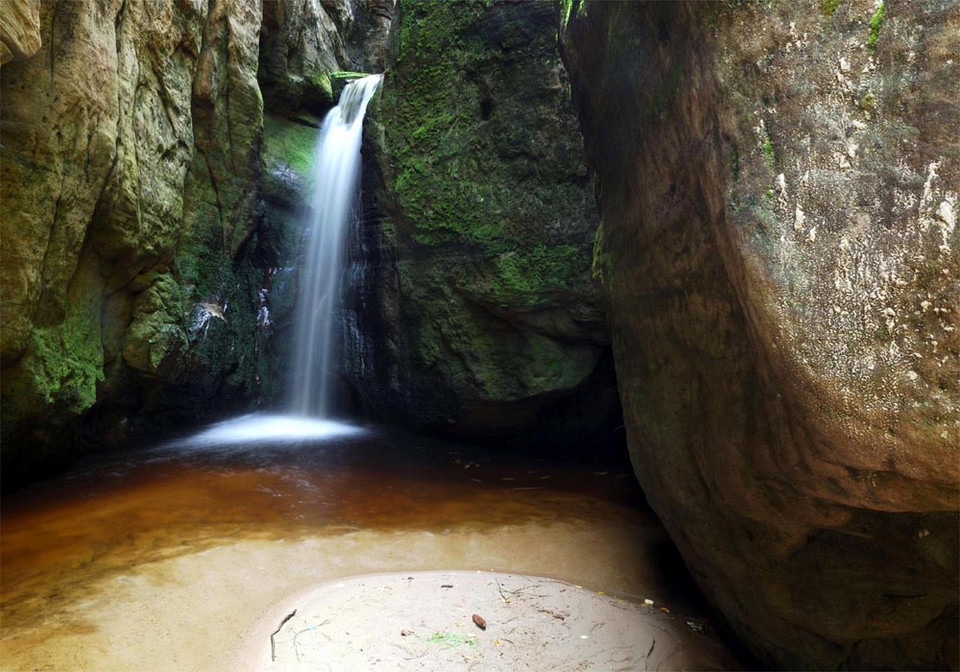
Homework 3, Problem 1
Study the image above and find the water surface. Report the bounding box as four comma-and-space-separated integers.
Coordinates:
1, 417, 715, 671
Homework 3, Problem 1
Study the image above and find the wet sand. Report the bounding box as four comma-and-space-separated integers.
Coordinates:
244, 571, 741, 671
1, 420, 738, 671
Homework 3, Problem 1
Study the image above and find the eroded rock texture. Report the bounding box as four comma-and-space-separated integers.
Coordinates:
344, 0, 621, 445
560, 1, 958, 668
0, 0, 41, 65
0, 0, 391, 482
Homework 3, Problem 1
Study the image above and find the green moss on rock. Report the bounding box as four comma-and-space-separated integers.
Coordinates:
262, 113, 319, 205
384, 0, 597, 305
868, 1, 885, 50
122, 274, 187, 375
330, 71, 375, 99
821, 0, 841, 16
24, 304, 103, 412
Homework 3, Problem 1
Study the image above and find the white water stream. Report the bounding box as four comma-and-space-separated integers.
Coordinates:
290, 74, 382, 417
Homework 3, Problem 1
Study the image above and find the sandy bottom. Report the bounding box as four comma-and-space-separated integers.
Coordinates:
1, 422, 742, 671
244, 571, 739, 672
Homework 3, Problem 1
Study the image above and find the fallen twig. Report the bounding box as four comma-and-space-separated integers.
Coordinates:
494, 580, 510, 604
270, 609, 297, 662
293, 619, 330, 662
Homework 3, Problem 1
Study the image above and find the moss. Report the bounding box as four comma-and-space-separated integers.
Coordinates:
560, 0, 586, 28
385, 0, 591, 262
21, 286, 104, 414
123, 274, 187, 375
310, 70, 334, 102
262, 113, 317, 179
330, 71, 373, 80
729, 145, 741, 181
174, 231, 262, 392
591, 223, 609, 284
763, 136, 776, 169
493, 244, 584, 300
330, 71, 375, 100
868, 1, 885, 50
821, 0, 840, 16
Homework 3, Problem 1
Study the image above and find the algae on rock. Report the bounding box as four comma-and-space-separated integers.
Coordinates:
343, 0, 621, 445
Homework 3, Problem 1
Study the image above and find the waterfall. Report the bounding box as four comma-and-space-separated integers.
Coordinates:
290, 74, 382, 417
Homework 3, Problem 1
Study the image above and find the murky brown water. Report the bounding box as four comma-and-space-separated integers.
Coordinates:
1, 417, 718, 671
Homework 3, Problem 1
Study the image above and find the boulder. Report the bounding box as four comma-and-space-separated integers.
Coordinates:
559, 1, 958, 668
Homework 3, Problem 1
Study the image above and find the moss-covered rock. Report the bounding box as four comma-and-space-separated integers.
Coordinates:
0, 0, 396, 484
343, 0, 620, 445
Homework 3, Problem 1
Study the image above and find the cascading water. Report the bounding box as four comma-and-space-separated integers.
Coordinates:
290, 74, 382, 417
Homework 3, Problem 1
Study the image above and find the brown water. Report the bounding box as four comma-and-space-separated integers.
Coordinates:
1, 417, 717, 671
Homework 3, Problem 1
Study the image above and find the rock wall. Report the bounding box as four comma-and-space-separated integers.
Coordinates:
0, 0, 40, 65
0, 0, 392, 482
343, 0, 622, 446
559, 1, 958, 668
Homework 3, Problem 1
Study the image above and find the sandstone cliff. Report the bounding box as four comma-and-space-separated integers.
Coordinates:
0, 0, 392, 480
560, 1, 958, 668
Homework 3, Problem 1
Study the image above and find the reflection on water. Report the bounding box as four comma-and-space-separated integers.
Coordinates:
2, 418, 659, 633
1, 417, 741, 672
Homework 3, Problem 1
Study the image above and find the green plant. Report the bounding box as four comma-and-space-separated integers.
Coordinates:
868, 2, 885, 50
763, 136, 776, 169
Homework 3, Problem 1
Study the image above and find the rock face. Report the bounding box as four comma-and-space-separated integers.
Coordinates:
0, 0, 41, 65
559, 1, 958, 668
258, 0, 393, 115
343, 0, 621, 445
0, 0, 392, 482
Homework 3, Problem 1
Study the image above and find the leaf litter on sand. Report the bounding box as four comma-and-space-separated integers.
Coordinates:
420, 632, 479, 649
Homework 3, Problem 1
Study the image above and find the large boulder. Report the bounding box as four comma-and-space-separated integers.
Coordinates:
559, 1, 958, 668
343, 0, 621, 445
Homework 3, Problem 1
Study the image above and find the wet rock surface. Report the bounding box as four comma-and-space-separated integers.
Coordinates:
344, 0, 621, 446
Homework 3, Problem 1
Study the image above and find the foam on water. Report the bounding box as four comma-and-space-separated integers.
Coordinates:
165, 413, 364, 450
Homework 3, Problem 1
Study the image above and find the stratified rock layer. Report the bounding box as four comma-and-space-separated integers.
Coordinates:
345, 0, 621, 445
559, 1, 958, 669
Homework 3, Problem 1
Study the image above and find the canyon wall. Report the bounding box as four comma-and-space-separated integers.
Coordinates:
559, 1, 958, 668
0, 0, 392, 480
0, 0, 614, 480
344, 0, 621, 445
